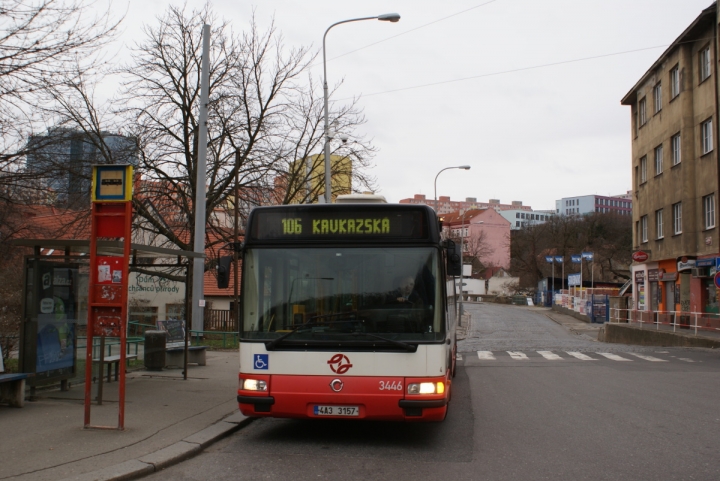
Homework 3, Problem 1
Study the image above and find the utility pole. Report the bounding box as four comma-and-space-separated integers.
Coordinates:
191, 24, 210, 333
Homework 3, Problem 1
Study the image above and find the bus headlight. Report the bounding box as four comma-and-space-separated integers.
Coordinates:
407, 382, 444, 395
241, 379, 267, 391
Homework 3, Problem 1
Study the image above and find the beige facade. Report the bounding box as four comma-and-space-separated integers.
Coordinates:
621, 3, 719, 315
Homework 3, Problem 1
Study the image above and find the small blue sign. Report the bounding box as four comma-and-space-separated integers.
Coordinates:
696, 258, 715, 268
254, 354, 269, 370
545, 256, 553, 263
554, 256, 563, 263
568, 273, 582, 286
571, 255, 582, 263
581, 252, 594, 261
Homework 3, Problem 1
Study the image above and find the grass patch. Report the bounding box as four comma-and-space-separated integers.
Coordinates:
2, 358, 19, 373
196, 338, 239, 350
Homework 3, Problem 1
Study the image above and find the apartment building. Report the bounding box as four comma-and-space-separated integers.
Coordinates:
555, 194, 632, 216
499, 209, 554, 230
620, 2, 719, 315
400, 194, 531, 215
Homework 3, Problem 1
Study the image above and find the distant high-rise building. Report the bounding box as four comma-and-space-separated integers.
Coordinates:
26, 128, 138, 207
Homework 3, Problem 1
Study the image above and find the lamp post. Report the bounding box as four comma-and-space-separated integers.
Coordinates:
434, 165, 471, 212
322, 13, 400, 204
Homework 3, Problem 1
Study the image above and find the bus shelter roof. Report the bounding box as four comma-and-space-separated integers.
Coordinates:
8, 239, 204, 259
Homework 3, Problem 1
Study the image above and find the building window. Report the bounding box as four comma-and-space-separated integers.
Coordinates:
670, 65, 680, 98
641, 215, 648, 243
656, 209, 663, 239
166, 304, 186, 320
702, 118, 713, 154
654, 145, 663, 175
671, 133, 681, 165
673, 202, 682, 234
639, 97, 647, 126
653, 82, 662, 113
704, 194, 715, 229
640, 156, 647, 183
700, 46, 711, 82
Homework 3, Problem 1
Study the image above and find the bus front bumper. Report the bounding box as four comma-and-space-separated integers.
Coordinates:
237, 374, 449, 422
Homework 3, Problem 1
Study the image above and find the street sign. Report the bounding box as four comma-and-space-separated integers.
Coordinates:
714, 272, 720, 289
632, 251, 649, 262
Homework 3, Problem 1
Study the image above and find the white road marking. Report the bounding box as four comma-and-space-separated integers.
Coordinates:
566, 351, 596, 361
455, 354, 463, 361
596, 352, 632, 361
477, 351, 495, 360
627, 353, 668, 362
678, 358, 695, 362
537, 351, 562, 360
507, 351, 529, 360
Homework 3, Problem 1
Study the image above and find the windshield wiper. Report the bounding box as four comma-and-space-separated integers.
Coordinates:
265, 314, 360, 350
347, 331, 416, 352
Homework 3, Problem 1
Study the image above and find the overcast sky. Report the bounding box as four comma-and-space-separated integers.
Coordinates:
107, 0, 713, 210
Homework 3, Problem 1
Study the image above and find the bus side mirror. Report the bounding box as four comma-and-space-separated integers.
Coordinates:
217, 256, 233, 289
445, 240, 461, 276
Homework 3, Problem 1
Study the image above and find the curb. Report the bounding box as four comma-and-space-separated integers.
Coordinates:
60, 412, 254, 481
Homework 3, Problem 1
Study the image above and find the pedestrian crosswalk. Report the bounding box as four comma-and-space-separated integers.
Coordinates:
472, 351, 691, 363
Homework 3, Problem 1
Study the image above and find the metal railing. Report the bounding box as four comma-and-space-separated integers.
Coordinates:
189, 330, 239, 349
609, 308, 720, 336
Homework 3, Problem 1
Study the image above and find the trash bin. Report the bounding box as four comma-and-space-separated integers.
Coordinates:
144, 330, 167, 371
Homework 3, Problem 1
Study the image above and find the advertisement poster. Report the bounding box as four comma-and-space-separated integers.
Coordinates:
96, 256, 123, 284
36, 266, 78, 373
638, 284, 646, 310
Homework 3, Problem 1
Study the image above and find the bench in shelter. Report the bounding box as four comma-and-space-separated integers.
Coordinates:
92, 354, 138, 382
157, 320, 207, 368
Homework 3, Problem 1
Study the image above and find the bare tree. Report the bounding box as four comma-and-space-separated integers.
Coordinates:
449, 230, 493, 277
117, 5, 375, 260
0, 0, 122, 199
510, 213, 632, 288
270, 78, 377, 205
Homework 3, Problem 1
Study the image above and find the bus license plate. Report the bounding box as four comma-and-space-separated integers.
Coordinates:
313, 405, 359, 417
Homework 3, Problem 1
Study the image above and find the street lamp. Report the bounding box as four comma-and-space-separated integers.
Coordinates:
322, 13, 401, 203
434, 165, 471, 212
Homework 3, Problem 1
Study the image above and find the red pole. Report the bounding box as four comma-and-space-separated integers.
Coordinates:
84, 203, 99, 427
118, 201, 132, 430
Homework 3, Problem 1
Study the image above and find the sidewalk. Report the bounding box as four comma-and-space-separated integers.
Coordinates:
542, 308, 602, 341
1, 350, 248, 481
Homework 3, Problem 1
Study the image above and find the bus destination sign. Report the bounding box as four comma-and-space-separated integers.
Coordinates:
281, 216, 390, 235
249, 207, 429, 241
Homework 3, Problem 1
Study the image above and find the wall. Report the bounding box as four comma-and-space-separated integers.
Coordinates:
468, 209, 511, 269
128, 272, 185, 321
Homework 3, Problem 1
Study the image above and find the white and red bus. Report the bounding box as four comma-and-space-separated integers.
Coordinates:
236, 199, 461, 421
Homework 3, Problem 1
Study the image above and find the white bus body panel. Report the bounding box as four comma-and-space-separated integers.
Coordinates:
239, 343, 448, 377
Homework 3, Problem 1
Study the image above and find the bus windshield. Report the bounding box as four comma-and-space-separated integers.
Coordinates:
241, 246, 444, 343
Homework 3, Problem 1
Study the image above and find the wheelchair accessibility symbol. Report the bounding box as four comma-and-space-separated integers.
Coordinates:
254, 354, 269, 370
